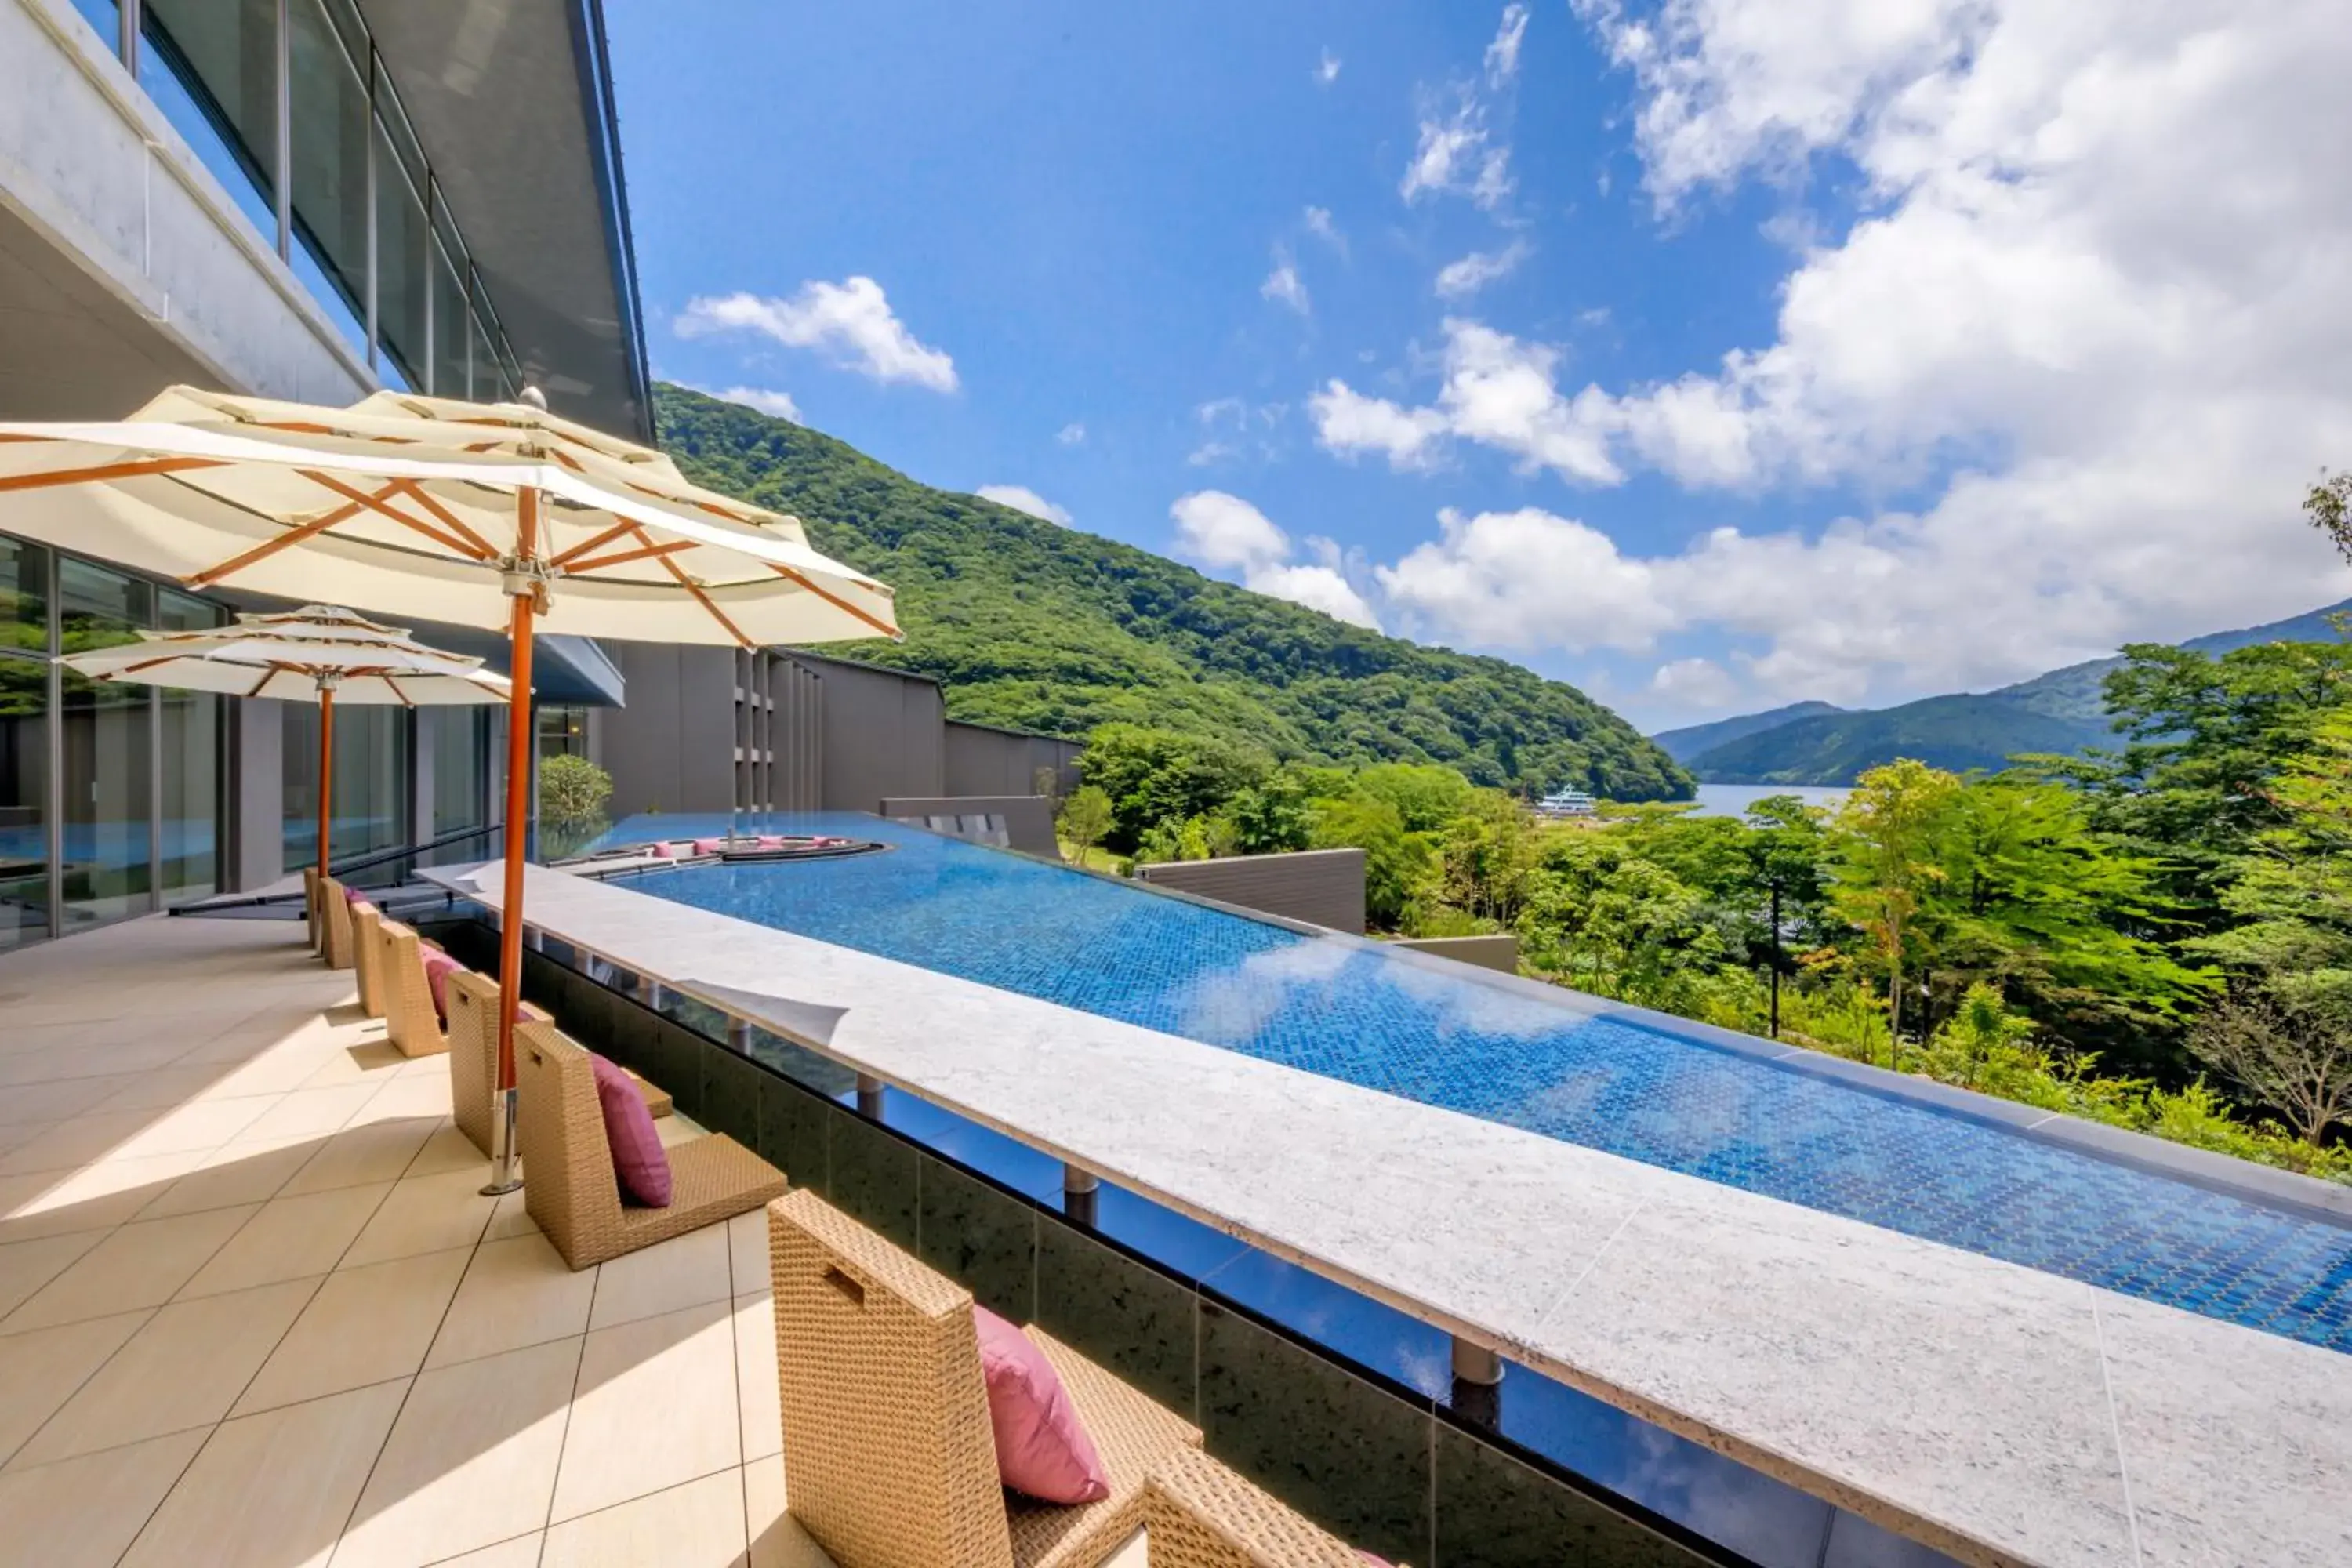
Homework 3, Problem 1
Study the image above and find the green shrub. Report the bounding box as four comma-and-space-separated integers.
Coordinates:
539, 753, 612, 826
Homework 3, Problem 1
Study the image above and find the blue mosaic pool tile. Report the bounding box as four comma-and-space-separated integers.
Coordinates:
604, 812, 2352, 1357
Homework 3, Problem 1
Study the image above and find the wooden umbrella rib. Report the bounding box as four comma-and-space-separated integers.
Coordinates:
547, 517, 637, 568
0, 455, 227, 492
766, 563, 898, 638
300, 470, 491, 560
183, 495, 379, 588
641, 528, 753, 648
564, 539, 699, 574
389, 479, 500, 558
383, 675, 417, 709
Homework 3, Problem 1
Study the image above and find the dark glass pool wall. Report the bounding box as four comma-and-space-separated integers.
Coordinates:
426, 916, 1962, 1568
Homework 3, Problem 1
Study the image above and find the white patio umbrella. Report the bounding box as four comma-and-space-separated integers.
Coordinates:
0, 385, 899, 1192
62, 604, 512, 895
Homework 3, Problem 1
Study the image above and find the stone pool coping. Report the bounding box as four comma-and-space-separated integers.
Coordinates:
429, 860, 2352, 1568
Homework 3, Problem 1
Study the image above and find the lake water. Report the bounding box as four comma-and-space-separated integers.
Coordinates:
1686, 782, 1850, 818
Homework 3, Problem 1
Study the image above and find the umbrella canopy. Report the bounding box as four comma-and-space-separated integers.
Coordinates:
0, 385, 898, 645
0, 386, 901, 1196
64, 604, 514, 706
62, 603, 512, 895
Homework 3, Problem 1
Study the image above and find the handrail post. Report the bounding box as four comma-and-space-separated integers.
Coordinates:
1451, 1337, 1504, 1427
1062, 1163, 1099, 1227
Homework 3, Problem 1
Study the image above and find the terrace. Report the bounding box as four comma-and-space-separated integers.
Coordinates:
1, 814, 2348, 1566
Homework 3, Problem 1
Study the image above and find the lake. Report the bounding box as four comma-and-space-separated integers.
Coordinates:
1685, 782, 1850, 818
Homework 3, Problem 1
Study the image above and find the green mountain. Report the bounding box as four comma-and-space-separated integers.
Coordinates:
653, 386, 1692, 800
1651, 701, 1844, 764
1682, 599, 2352, 785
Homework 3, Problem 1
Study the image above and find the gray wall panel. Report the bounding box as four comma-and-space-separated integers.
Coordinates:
1137, 848, 1368, 935
1393, 935, 1520, 974
944, 722, 1082, 798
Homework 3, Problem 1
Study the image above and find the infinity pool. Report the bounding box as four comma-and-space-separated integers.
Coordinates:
601, 811, 2352, 1355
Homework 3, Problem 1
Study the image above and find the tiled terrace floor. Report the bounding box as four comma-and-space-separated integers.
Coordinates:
0, 912, 858, 1568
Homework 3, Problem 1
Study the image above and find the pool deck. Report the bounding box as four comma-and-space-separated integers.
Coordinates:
431, 860, 2352, 1568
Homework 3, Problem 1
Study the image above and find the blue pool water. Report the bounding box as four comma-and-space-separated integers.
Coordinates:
602, 812, 2352, 1356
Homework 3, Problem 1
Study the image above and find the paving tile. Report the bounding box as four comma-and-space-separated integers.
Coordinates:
107, 1096, 277, 1161
234, 1247, 471, 1415
10, 1276, 319, 1467
135, 1138, 318, 1220
280, 1117, 442, 1197
0, 1428, 208, 1568
92, 1064, 250, 1114
0, 1109, 159, 1176
543, 1468, 748, 1568
296, 1039, 407, 1090
333, 1335, 583, 1568
402, 1121, 484, 1178
0, 1309, 153, 1465
743, 1457, 835, 1568
177, 1182, 394, 1299
553, 1298, 742, 1523
587, 1221, 731, 1330
0, 1076, 130, 1127
341, 1167, 503, 1269
0, 1167, 166, 1243
2, 1203, 257, 1332
120, 1377, 409, 1568
357, 1072, 463, 1125
485, 1187, 539, 1243
234, 1083, 381, 1144
426, 1232, 597, 1370
0, 1227, 107, 1319
731, 1292, 781, 1462
430, 1533, 546, 1566
726, 1209, 769, 1298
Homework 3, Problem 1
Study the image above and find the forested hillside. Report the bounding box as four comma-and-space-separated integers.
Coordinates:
655, 386, 1690, 799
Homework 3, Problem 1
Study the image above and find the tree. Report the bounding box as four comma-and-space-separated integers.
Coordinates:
1311, 797, 1430, 927
1076, 723, 1269, 851
1056, 785, 1112, 859
2188, 991, 2352, 1147
1828, 759, 1961, 1058
538, 754, 612, 826
1226, 768, 1314, 854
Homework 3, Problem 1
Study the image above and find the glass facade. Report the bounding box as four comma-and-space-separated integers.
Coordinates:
428, 706, 490, 836
0, 545, 231, 948
80, 0, 525, 398
282, 702, 410, 873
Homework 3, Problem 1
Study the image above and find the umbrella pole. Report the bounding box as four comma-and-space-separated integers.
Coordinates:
484, 492, 541, 1197
316, 680, 336, 884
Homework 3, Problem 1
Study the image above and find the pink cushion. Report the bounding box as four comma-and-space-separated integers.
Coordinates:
972, 1305, 1109, 1504
343, 884, 367, 903
691, 837, 722, 855
418, 948, 463, 1024
590, 1053, 671, 1207
647, 841, 677, 859
756, 835, 786, 849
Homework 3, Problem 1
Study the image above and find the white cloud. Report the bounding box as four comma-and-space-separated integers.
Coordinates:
1302, 206, 1346, 256
1376, 506, 1675, 652
1056, 423, 1086, 445
1650, 657, 1738, 711
690, 385, 800, 421
1400, 8, 1527, 209
1316, 48, 1341, 85
975, 485, 1072, 526
1171, 491, 1381, 628
1486, 4, 1530, 85
1260, 254, 1310, 314
1310, 320, 1623, 484
1189, 398, 1288, 467
675, 278, 958, 392
1434, 240, 1533, 299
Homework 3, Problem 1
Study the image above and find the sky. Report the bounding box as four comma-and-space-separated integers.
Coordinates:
608, 1, 2352, 733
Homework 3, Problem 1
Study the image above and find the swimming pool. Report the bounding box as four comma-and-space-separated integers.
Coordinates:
601, 811, 2352, 1356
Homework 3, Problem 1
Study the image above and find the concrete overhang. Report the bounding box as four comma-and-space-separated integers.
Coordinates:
355, 0, 651, 441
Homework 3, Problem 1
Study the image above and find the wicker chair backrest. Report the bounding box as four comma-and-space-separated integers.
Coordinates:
513, 1021, 625, 1250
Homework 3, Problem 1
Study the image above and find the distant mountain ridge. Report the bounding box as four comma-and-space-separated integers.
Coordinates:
1668, 599, 2352, 786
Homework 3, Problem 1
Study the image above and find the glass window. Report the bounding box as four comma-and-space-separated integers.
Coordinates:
59, 670, 151, 930
141, 0, 279, 241
428, 706, 488, 836
374, 134, 429, 387
58, 557, 150, 658
157, 588, 227, 633
284, 703, 408, 871
538, 705, 586, 759
2, 537, 48, 658
430, 232, 468, 398
470, 309, 496, 402
159, 688, 220, 904
289, 0, 369, 349
0, 657, 46, 950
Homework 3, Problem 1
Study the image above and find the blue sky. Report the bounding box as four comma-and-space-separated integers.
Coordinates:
609, 1, 2352, 731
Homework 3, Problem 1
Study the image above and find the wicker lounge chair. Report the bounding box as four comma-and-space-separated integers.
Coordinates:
1135, 1448, 1370, 1567
768, 1189, 1206, 1568
514, 1019, 782, 1269
375, 916, 448, 1058
444, 968, 670, 1158
319, 876, 356, 970
351, 902, 386, 1018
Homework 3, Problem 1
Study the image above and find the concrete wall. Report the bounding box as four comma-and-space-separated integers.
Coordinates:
0, 0, 375, 413
880, 796, 1059, 858
1393, 934, 1519, 974
1137, 848, 1367, 935
796, 656, 946, 811
944, 722, 1082, 800
597, 643, 736, 816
